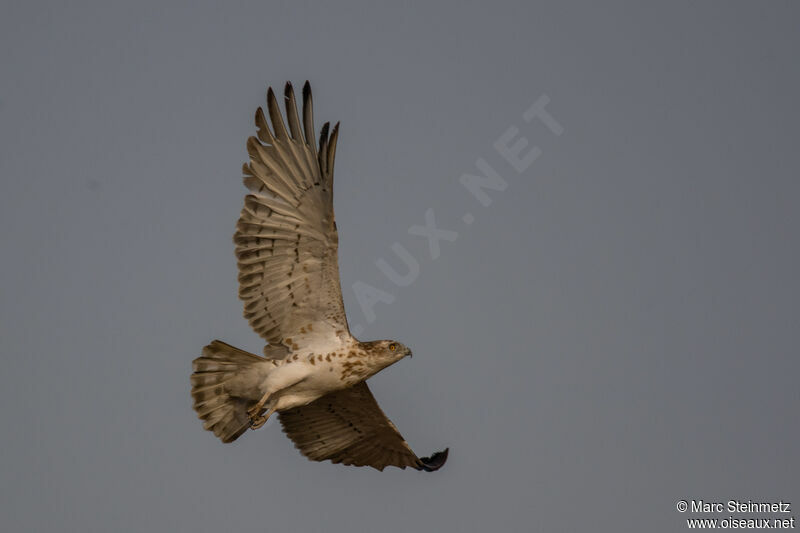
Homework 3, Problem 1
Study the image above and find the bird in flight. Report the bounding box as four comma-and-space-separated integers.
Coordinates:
190, 82, 448, 472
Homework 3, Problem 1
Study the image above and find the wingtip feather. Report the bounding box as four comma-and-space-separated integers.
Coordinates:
418, 447, 449, 472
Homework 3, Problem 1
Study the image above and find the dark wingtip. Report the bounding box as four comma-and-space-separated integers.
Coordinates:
418, 447, 449, 472
284, 81, 294, 98
303, 81, 311, 99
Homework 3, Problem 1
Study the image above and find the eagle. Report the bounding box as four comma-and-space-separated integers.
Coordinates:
190, 82, 448, 472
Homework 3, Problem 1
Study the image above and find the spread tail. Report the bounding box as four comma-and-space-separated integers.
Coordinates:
191, 340, 266, 443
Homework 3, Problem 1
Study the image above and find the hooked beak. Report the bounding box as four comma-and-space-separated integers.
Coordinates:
407, 350, 413, 358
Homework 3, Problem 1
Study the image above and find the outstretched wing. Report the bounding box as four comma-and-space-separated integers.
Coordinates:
278, 382, 449, 472
236, 82, 348, 347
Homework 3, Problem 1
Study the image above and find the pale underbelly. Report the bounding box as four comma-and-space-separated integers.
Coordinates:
270, 360, 352, 411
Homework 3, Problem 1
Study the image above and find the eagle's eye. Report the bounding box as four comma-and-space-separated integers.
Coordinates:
388, 343, 397, 351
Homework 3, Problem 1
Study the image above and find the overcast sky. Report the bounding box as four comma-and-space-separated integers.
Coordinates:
1, 2, 798, 532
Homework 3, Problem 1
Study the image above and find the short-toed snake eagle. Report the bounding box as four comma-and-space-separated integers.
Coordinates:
190, 82, 448, 472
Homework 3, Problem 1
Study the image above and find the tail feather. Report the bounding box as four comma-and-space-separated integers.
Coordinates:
191, 340, 266, 443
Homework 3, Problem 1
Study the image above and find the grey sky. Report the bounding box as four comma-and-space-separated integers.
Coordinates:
1, 2, 798, 532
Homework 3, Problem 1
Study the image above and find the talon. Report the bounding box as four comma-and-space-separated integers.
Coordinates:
250, 414, 266, 429
247, 400, 274, 430
247, 402, 266, 429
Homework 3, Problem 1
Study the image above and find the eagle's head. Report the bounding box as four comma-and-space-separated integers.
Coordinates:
360, 339, 413, 373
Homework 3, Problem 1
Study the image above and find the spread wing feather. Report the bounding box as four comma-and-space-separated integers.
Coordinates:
278, 382, 449, 472
236, 82, 347, 347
